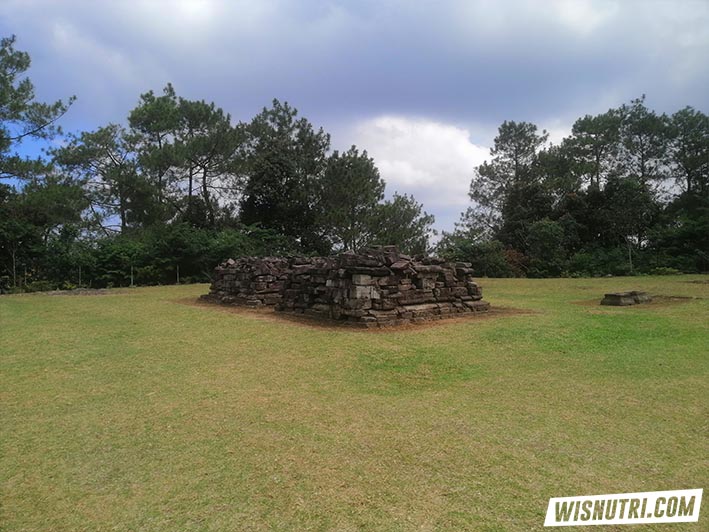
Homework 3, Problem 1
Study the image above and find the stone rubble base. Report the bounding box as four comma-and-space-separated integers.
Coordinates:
202, 246, 490, 327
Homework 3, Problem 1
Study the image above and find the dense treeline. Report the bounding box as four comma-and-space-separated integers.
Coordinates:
1, 36, 707, 291
438, 98, 709, 277
0, 36, 434, 291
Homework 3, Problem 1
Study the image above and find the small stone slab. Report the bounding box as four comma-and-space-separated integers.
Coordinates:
601, 291, 652, 306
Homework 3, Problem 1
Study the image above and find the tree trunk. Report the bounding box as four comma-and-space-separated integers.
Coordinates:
686, 170, 692, 194
202, 167, 214, 226
188, 167, 194, 202
11, 248, 17, 288
187, 166, 194, 219
120, 202, 127, 232
119, 185, 127, 232
157, 135, 164, 206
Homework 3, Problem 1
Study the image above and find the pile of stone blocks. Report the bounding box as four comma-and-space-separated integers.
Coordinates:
278, 256, 336, 315
600, 290, 652, 306
202, 246, 490, 326
201, 256, 291, 307
277, 246, 490, 326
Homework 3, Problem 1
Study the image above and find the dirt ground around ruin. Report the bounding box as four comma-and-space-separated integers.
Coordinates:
571, 294, 699, 309
178, 296, 533, 332
1, 287, 131, 297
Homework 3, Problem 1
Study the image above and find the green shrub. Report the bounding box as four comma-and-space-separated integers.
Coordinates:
23, 280, 56, 293
648, 266, 682, 275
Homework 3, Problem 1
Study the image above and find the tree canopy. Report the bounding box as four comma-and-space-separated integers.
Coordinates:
0, 35, 75, 181
0, 37, 439, 291
441, 97, 709, 276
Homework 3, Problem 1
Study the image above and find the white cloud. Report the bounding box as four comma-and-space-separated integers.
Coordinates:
545, 120, 573, 146
348, 116, 489, 207
553, 0, 619, 36
342, 116, 490, 234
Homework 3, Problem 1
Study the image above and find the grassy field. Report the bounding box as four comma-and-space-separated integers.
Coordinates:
1, 276, 707, 531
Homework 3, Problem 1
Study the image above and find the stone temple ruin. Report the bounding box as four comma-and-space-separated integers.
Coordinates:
202, 246, 490, 327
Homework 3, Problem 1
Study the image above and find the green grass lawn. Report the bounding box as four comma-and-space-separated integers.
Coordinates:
1, 277, 707, 531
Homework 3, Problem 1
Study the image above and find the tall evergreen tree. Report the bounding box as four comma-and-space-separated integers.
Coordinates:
668, 107, 709, 196
368, 193, 435, 256
467, 120, 548, 234
0, 35, 75, 181
616, 96, 670, 184
128, 84, 181, 220
173, 97, 244, 228
564, 109, 622, 189
52, 124, 149, 233
128, 85, 245, 228
240, 99, 330, 252
319, 146, 384, 251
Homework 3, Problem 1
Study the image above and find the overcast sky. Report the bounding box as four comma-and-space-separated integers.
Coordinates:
2, 0, 708, 233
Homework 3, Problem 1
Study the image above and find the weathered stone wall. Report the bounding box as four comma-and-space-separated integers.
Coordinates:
201, 256, 291, 306
276, 246, 489, 326
202, 246, 490, 326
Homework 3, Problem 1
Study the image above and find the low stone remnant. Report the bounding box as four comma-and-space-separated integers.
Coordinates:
201, 256, 291, 307
202, 246, 490, 326
600, 290, 652, 306
277, 246, 489, 326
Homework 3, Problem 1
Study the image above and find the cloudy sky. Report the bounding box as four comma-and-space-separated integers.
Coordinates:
2, 0, 708, 232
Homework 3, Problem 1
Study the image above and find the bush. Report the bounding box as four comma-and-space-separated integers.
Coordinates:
23, 280, 56, 292
437, 236, 516, 277
0, 275, 10, 293
570, 246, 633, 276
526, 219, 567, 277
503, 248, 528, 277
648, 266, 682, 275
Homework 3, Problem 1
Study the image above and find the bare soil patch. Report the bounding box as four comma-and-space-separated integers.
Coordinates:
572, 294, 696, 308
178, 297, 531, 332
3, 288, 127, 297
